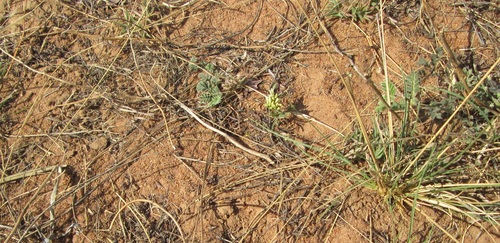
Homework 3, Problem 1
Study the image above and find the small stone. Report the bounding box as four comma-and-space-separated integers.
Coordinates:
89, 137, 109, 150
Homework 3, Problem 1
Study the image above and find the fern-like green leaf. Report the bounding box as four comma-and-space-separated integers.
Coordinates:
196, 67, 222, 107
404, 71, 420, 107
199, 89, 222, 107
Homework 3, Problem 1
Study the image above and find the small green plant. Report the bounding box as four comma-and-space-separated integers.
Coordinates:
375, 80, 401, 113
426, 98, 455, 120
327, 0, 345, 18
404, 71, 421, 107
463, 67, 500, 110
265, 84, 284, 117
188, 57, 199, 71
291, 63, 500, 241
350, 4, 374, 22
196, 63, 223, 107
376, 71, 420, 113
355, 64, 499, 239
327, 0, 378, 22
421, 66, 499, 121
116, 2, 153, 38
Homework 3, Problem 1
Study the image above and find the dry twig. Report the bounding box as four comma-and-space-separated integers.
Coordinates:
174, 100, 275, 164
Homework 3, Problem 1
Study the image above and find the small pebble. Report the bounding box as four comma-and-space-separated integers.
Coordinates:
89, 137, 109, 150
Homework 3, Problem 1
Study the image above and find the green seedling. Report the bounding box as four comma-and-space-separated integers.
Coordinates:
463, 67, 500, 110
327, 0, 345, 18
265, 84, 284, 117
196, 63, 223, 107
376, 71, 420, 114
116, 4, 153, 38
350, 4, 374, 22
327, 0, 378, 22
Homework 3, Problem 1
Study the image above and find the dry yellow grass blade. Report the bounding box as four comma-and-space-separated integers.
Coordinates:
0, 164, 67, 185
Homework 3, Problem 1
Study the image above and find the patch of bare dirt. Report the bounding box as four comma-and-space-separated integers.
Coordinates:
1, 0, 499, 242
